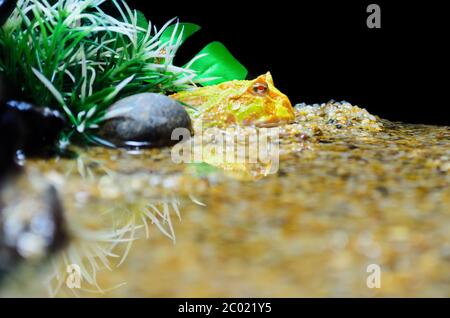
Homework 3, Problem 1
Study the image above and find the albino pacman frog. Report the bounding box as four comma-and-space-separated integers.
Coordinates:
170, 72, 295, 127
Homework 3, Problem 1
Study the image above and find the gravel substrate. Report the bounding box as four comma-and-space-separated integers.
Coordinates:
1, 103, 449, 297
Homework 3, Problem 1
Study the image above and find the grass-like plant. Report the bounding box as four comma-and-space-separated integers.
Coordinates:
0, 0, 203, 146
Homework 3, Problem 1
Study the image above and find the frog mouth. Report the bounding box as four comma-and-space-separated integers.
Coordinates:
249, 116, 296, 128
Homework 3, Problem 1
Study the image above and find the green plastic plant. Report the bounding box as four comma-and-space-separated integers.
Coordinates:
0, 0, 247, 146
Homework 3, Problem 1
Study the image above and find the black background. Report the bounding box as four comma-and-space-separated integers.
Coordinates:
0, 298, 446, 315
128, 0, 446, 125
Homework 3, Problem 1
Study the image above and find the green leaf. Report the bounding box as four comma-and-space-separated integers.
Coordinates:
186, 41, 248, 86
160, 23, 201, 46
135, 10, 149, 29
31, 68, 65, 106
189, 163, 220, 178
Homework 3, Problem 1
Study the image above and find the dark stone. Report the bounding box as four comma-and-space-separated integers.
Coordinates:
0, 75, 4, 101
0, 175, 67, 281
0, 100, 65, 157
1, 99, 66, 181
0, 100, 21, 179
100, 93, 192, 148
0, 0, 16, 26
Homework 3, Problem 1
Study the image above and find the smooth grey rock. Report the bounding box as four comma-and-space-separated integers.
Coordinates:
100, 93, 192, 148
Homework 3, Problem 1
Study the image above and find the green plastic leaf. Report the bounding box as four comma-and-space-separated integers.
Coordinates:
187, 41, 248, 86
135, 11, 149, 43
136, 10, 149, 29
160, 23, 201, 46
189, 163, 220, 178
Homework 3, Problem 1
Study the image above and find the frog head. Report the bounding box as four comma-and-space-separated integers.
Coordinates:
226, 72, 295, 126
171, 72, 295, 127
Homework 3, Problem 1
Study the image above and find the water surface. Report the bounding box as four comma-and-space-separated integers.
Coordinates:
1, 116, 449, 297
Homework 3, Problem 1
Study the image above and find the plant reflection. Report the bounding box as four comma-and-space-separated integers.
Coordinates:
45, 152, 197, 297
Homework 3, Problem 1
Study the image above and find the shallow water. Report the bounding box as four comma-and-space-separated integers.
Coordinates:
1, 115, 450, 297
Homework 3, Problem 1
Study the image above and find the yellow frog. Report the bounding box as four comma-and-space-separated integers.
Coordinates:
170, 72, 295, 127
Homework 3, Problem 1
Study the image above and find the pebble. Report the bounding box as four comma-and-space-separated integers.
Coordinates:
100, 93, 192, 148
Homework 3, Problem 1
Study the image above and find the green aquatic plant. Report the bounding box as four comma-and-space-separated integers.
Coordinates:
0, 0, 247, 146
0, 0, 189, 144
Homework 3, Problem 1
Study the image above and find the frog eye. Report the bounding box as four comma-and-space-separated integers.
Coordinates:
252, 82, 269, 96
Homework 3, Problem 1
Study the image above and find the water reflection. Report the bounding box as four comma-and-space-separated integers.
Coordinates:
189, 161, 275, 181
42, 152, 199, 297
3, 116, 448, 297
2, 125, 301, 296
177, 125, 290, 181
